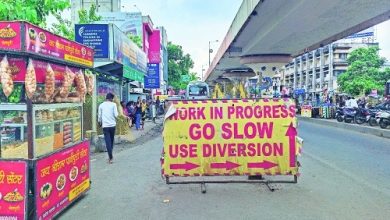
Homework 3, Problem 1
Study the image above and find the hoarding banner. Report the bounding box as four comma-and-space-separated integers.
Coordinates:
301, 105, 312, 118
148, 30, 161, 63
98, 12, 143, 38
144, 63, 160, 89
162, 99, 301, 177
0, 160, 28, 220
25, 23, 94, 67
35, 141, 91, 220
113, 25, 146, 75
0, 22, 22, 51
75, 24, 109, 59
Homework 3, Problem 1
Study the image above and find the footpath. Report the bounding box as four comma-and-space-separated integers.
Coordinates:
91, 118, 164, 154
298, 116, 390, 139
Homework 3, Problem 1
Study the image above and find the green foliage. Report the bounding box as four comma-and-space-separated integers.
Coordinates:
128, 34, 143, 49
51, 4, 101, 40
0, 0, 69, 27
168, 42, 196, 90
78, 4, 101, 24
338, 47, 388, 96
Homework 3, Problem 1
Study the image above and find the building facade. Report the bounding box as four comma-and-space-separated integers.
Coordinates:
280, 42, 379, 100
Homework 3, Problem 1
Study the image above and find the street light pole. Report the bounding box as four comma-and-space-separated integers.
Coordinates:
208, 40, 219, 66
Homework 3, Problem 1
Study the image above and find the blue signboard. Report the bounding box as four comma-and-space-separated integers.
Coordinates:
75, 24, 109, 59
144, 63, 160, 89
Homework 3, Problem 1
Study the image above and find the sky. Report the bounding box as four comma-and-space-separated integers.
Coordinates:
55, 1, 390, 75
122, 0, 242, 78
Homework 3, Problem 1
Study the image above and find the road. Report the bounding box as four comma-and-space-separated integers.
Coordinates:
58, 121, 390, 220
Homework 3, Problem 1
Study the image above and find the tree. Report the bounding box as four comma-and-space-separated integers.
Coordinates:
167, 42, 195, 90
78, 4, 101, 24
0, 0, 69, 27
51, 4, 101, 40
128, 34, 143, 49
338, 46, 388, 96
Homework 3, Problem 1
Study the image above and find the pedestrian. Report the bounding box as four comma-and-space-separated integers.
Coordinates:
156, 96, 161, 115
121, 101, 131, 127
98, 93, 118, 164
141, 99, 147, 130
135, 101, 142, 130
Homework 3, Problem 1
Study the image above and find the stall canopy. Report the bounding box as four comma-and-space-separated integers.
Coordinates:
75, 24, 147, 82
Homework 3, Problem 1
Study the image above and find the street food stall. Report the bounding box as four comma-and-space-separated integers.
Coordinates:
0, 21, 94, 219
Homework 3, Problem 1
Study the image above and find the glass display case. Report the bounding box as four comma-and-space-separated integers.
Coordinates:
0, 103, 83, 159
0, 104, 28, 158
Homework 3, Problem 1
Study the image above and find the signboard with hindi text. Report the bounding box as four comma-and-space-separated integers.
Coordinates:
162, 99, 301, 177
0, 160, 28, 220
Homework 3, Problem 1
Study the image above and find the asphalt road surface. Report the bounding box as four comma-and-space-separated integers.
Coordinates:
58, 121, 390, 220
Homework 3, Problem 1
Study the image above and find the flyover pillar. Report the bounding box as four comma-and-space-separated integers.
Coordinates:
240, 54, 292, 98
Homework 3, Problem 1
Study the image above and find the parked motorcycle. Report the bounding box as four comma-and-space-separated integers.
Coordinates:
335, 107, 356, 123
376, 110, 390, 129
354, 108, 370, 124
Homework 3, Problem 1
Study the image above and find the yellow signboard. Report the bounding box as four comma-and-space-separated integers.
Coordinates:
301, 105, 312, 118
162, 99, 301, 177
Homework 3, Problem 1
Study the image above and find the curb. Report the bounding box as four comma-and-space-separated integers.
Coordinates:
298, 116, 390, 139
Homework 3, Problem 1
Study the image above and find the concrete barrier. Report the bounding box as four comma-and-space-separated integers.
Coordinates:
298, 116, 390, 139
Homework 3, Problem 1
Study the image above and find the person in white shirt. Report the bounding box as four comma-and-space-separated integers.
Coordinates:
98, 93, 118, 164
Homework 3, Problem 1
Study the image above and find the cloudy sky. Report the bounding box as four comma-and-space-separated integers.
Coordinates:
122, 0, 242, 77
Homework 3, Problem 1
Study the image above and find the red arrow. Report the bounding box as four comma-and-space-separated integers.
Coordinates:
210, 161, 240, 170
170, 162, 199, 171
286, 122, 297, 167
247, 161, 278, 169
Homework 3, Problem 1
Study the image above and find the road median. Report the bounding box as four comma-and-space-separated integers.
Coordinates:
298, 116, 390, 139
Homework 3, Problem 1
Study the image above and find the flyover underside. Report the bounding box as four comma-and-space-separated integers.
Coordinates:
205, 0, 390, 83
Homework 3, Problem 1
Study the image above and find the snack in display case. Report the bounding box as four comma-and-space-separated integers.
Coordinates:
63, 121, 72, 146
53, 123, 64, 150
0, 56, 14, 97
73, 121, 81, 142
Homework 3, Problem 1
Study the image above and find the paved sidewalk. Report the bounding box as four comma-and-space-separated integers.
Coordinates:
298, 116, 390, 139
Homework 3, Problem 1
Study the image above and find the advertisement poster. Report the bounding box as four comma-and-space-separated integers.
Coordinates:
148, 30, 161, 63
35, 141, 90, 220
144, 63, 160, 89
162, 99, 301, 177
0, 22, 22, 51
0, 56, 27, 82
25, 23, 94, 68
0, 160, 28, 220
75, 24, 109, 59
112, 26, 146, 75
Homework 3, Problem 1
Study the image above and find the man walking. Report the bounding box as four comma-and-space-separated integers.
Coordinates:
98, 93, 118, 164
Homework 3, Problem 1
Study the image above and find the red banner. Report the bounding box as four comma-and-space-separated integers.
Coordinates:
35, 141, 90, 220
0, 22, 22, 51
0, 160, 28, 220
25, 23, 93, 68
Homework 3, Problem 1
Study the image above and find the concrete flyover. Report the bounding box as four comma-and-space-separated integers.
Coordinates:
205, 0, 390, 85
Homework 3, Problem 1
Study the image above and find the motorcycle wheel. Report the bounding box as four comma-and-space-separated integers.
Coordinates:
336, 115, 343, 122
345, 118, 352, 123
379, 119, 388, 129
368, 118, 377, 126
354, 116, 365, 124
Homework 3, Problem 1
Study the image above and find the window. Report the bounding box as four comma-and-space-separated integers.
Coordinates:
339, 53, 347, 60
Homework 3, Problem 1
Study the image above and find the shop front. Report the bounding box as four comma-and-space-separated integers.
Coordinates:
0, 21, 93, 219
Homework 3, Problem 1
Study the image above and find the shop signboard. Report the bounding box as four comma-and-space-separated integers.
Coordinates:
75, 24, 109, 59
123, 66, 144, 82
0, 160, 28, 220
35, 141, 90, 220
301, 105, 312, 118
162, 99, 301, 177
0, 21, 22, 50
25, 23, 94, 68
145, 63, 160, 89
